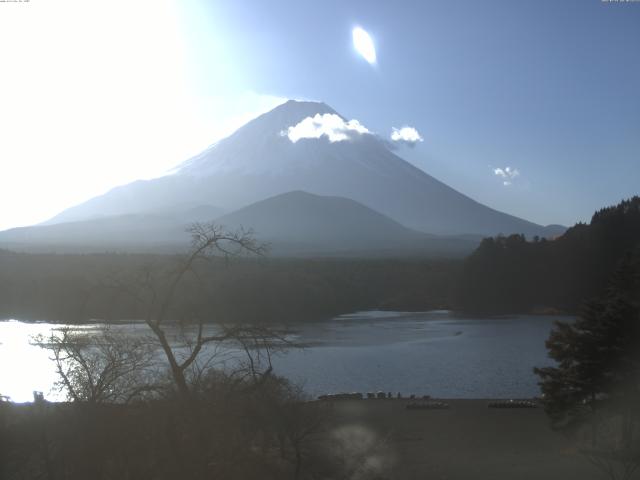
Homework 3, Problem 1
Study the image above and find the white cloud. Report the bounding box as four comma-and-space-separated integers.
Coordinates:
493, 166, 520, 186
390, 126, 424, 147
283, 114, 371, 143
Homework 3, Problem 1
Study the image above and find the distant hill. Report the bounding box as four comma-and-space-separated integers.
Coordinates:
216, 191, 478, 257
44, 100, 563, 238
457, 196, 640, 314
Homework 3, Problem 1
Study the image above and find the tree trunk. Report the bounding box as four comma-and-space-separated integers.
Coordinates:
148, 322, 190, 397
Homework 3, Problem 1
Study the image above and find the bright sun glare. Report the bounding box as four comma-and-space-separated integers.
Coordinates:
352, 27, 376, 65
0, 1, 284, 232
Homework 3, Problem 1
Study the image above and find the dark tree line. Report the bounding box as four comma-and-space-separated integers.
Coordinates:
457, 196, 640, 314
0, 251, 459, 324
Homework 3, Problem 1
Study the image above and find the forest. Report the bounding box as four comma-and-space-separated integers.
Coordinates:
457, 197, 640, 314
0, 251, 458, 324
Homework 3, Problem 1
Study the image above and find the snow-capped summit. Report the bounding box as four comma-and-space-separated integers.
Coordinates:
176, 100, 346, 176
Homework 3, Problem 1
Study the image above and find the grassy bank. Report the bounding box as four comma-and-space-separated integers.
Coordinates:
325, 399, 613, 479
2, 397, 617, 480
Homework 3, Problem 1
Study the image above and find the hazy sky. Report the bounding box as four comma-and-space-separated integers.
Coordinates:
1, 0, 639, 230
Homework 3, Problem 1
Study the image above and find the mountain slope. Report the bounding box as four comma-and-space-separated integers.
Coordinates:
45, 100, 561, 237
0, 214, 191, 252
0, 205, 222, 252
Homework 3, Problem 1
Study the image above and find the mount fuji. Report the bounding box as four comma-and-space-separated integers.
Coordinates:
0, 100, 564, 255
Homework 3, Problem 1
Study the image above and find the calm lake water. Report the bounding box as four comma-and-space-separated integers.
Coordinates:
0, 311, 564, 402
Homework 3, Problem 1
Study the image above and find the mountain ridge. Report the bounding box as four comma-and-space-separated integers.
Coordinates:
0, 191, 480, 257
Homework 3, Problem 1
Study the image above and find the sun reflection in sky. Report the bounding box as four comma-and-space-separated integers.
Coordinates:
352, 27, 377, 65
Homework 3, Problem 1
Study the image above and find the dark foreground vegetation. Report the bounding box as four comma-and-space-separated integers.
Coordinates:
0, 375, 354, 480
458, 196, 640, 314
3, 396, 630, 480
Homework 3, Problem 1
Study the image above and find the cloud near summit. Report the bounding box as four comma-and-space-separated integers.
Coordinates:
390, 126, 424, 147
493, 166, 520, 186
283, 113, 371, 143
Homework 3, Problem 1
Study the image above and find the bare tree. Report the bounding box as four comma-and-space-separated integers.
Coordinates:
109, 222, 285, 398
36, 326, 157, 404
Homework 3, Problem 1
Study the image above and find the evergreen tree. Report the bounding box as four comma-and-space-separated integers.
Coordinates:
535, 250, 640, 479
534, 292, 638, 427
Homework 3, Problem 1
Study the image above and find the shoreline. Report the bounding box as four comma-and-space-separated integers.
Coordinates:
0, 306, 572, 326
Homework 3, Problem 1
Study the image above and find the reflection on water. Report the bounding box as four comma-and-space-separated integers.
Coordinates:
0, 311, 563, 402
0, 321, 66, 402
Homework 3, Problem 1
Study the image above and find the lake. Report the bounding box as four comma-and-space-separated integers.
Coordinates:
0, 311, 563, 402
